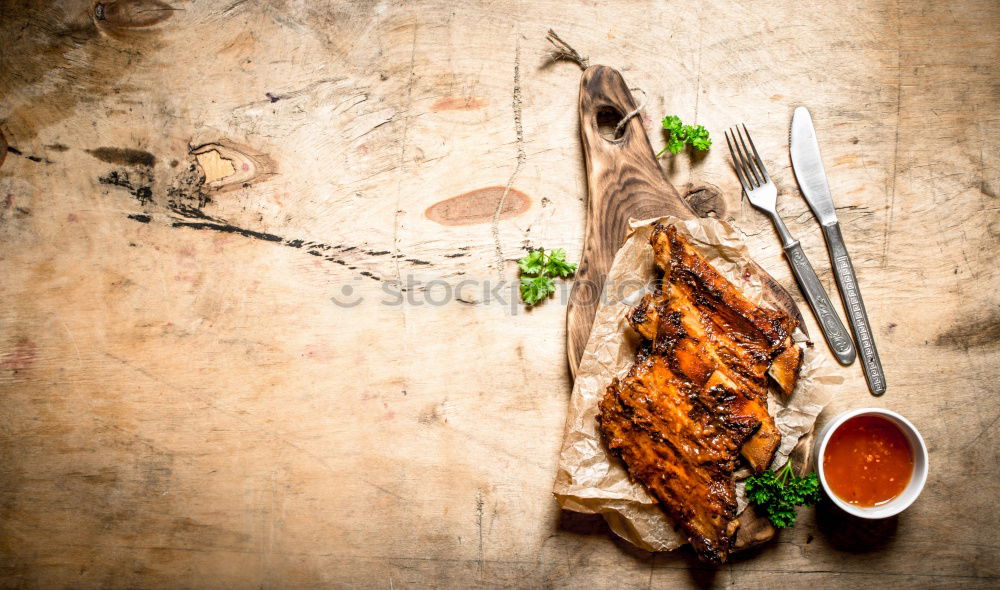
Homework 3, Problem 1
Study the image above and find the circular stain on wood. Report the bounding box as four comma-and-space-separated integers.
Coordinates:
431, 97, 487, 112
425, 186, 531, 226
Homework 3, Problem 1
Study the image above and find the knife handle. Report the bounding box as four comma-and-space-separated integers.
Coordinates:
783, 240, 857, 365
822, 222, 887, 395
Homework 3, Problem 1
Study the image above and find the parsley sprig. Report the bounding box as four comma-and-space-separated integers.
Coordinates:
517, 248, 577, 306
656, 115, 712, 156
744, 459, 821, 528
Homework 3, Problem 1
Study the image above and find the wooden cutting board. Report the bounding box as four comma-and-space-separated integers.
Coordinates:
565, 65, 813, 551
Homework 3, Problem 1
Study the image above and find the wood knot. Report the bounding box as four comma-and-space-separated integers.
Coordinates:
190, 141, 276, 192
682, 182, 729, 220
94, 0, 175, 29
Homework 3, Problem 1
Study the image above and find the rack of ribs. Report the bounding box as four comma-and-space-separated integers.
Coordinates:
597, 223, 803, 563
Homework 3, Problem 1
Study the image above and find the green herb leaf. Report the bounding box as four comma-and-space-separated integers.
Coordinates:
520, 275, 555, 306
687, 125, 712, 150
516, 248, 578, 306
544, 248, 578, 278
667, 135, 687, 154
662, 115, 683, 134
744, 460, 820, 528
517, 249, 546, 275
659, 116, 712, 156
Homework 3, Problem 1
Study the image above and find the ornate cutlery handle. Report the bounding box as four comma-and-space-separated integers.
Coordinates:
822, 222, 887, 395
783, 240, 857, 365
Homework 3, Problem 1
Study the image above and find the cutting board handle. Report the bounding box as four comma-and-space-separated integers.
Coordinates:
567, 66, 694, 377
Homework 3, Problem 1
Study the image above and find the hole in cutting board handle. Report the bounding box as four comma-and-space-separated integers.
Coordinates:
595, 106, 626, 141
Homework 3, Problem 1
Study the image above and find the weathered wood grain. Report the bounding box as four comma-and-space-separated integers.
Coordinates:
0, 0, 997, 588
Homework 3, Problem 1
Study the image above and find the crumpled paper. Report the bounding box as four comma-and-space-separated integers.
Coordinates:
553, 215, 844, 552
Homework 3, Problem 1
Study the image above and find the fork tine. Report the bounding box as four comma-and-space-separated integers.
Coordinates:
735, 126, 763, 186
730, 127, 758, 188
729, 128, 758, 189
741, 124, 770, 181
725, 130, 752, 194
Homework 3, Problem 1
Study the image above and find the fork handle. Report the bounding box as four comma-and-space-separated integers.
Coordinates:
822, 222, 887, 395
783, 239, 857, 365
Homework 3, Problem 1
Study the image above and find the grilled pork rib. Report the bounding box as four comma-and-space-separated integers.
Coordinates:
598, 223, 803, 563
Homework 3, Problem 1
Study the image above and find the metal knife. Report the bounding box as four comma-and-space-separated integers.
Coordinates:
790, 106, 887, 395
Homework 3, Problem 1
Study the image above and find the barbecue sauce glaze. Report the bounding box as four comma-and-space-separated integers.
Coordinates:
823, 415, 914, 507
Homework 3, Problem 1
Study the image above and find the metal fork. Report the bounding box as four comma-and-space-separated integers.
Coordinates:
725, 125, 856, 365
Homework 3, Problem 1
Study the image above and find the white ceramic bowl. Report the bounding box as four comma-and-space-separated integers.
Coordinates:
813, 408, 928, 519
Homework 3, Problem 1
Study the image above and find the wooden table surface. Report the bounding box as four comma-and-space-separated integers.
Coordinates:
1, 1, 997, 588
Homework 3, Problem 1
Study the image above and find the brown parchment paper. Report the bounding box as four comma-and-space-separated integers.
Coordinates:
553, 216, 846, 552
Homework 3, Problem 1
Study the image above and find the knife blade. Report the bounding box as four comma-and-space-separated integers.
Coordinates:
790, 106, 887, 395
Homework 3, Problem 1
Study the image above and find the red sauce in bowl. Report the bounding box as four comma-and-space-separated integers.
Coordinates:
823, 415, 914, 507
